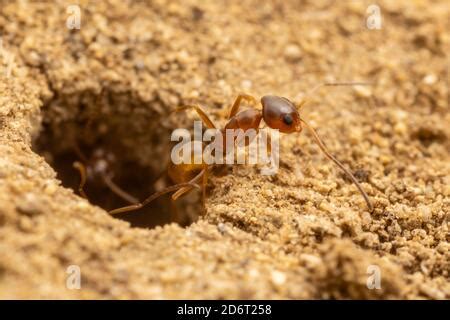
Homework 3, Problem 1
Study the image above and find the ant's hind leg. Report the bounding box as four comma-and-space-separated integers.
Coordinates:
176, 105, 217, 129
171, 167, 208, 211
108, 182, 199, 215
171, 167, 208, 204
172, 185, 194, 201
228, 93, 258, 119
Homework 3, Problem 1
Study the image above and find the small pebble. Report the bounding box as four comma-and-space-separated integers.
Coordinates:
241, 79, 253, 90
422, 74, 437, 85
271, 270, 286, 285
284, 44, 302, 62
16, 193, 44, 216
353, 85, 372, 98
394, 122, 408, 135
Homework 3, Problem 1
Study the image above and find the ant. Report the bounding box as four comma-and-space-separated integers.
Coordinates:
71, 88, 147, 208
91, 81, 374, 215
72, 145, 140, 205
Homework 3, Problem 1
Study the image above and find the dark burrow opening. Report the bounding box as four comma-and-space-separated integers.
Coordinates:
32, 89, 201, 229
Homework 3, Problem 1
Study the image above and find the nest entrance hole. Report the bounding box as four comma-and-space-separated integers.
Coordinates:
32, 89, 200, 228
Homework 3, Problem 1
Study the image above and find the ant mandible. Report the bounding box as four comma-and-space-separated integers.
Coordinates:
102, 82, 374, 215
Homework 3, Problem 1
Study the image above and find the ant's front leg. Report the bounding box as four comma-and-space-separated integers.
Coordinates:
228, 93, 258, 119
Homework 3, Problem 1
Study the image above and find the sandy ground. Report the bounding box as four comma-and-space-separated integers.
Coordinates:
0, 0, 449, 299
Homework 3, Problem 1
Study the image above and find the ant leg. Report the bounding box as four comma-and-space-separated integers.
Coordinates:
300, 119, 374, 212
73, 161, 88, 199
109, 169, 206, 215
172, 185, 194, 201
172, 169, 208, 214
176, 105, 217, 129
101, 174, 139, 204
108, 182, 200, 215
228, 93, 258, 119
170, 166, 208, 201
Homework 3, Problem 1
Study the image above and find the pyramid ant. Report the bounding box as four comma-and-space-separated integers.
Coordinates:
75, 82, 374, 215
72, 146, 140, 204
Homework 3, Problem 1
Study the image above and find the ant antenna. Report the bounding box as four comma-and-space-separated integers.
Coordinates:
299, 118, 374, 212
73, 161, 88, 199
297, 81, 372, 110
308, 81, 371, 94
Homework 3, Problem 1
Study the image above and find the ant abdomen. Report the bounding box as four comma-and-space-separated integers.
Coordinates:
168, 141, 208, 184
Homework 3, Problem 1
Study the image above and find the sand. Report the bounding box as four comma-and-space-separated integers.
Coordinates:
0, 0, 448, 299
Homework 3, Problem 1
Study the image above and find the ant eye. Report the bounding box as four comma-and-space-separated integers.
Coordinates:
283, 114, 293, 125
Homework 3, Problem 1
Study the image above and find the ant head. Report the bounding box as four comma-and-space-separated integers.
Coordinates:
261, 95, 302, 133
